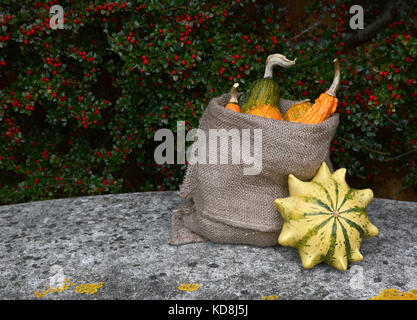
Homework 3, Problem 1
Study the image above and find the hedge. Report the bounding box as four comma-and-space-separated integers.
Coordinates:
0, 0, 416, 204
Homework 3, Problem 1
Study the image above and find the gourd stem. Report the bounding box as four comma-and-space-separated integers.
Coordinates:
229, 83, 239, 103
263, 54, 296, 78
325, 59, 340, 97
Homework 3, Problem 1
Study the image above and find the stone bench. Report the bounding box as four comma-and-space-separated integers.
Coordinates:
0, 191, 416, 299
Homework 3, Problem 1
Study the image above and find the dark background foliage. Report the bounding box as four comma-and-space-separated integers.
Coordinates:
0, 0, 416, 205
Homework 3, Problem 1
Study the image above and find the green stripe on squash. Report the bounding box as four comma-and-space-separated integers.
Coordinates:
340, 206, 366, 215
323, 220, 338, 264
312, 181, 335, 210
296, 216, 333, 249
338, 219, 352, 260
340, 216, 365, 239
337, 188, 354, 212
303, 196, 333, 213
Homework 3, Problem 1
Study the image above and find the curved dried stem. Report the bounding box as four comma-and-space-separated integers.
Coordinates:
264, 54, 296, 78
326, 58, 340, 97
229, 83, 239, 104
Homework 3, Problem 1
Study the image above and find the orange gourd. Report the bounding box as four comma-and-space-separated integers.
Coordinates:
225, 83, 241, 112
283, 99, 312, 121
293, 59, 340, 125
246, 104, 283, 120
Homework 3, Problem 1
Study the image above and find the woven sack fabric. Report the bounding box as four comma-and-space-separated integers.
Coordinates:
169, 93, 339, 246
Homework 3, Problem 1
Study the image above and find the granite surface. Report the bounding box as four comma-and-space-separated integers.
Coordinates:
0, 191, 416, 300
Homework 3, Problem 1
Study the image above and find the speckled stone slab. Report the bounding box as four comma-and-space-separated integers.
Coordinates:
0, 191, 416, 300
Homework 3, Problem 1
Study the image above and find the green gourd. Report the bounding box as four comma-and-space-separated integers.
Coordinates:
240, 54, 296, 113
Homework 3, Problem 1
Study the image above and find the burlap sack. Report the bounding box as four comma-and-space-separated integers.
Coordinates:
169, 93, 339, 246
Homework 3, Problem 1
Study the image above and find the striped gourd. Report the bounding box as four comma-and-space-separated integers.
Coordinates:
274, 162, 379, 271
240, 54, 296, 113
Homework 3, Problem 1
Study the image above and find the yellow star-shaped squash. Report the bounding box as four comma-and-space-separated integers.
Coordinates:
274, 162, 379, 271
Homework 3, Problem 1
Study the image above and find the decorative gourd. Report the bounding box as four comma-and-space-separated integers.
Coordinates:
292, 59, 341, 124
274, 162, 379, 271
240, 54, 296, 113
246, 104, 283, 120
283, 99, 312, 121
225, 83, 241, 112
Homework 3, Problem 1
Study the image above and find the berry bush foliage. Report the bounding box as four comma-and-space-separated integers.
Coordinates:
0, 0, 416, 204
